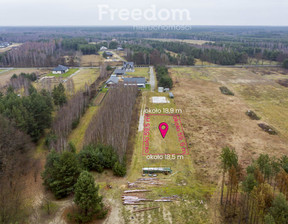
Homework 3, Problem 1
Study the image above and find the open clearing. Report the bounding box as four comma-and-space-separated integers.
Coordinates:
142, 114, 187, 155
124, 91, 213, 224
145, 38, 214, 45
80, 54, 103, 67
126, 67, 150, 80
170, 67, 288, 186
68, 106, 99, 152
0, 68, 50, 86
71, 68, 100, 92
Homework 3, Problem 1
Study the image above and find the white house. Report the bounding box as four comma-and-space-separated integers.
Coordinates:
52, 65, 69, 74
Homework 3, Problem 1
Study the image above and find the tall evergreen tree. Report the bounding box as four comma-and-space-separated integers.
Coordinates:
74, 171, 103, 222
220, 147, 238, 205
268, 193, 288, 224
42, 151, 81, 199
52, 83, 67, 107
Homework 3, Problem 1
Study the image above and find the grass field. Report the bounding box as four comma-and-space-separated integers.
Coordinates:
0, 68, 50, 86
169, 67, 288, 180
194, 58, 216, 66
164, 67, 288, 223
145, 38, 214, 45
170, 67, 213, 81
71, 68, 100, 92
122, 91, 214, 223
126, 67, 150, 80
46, 68, 78, 78
243, 58, 280, 66
80, 54, 103, 67
94, 92, 107, 105
68, 106, 99, 152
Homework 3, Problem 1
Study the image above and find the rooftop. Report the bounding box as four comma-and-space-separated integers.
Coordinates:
123, 77, 145, 84
53, 65, 68, 71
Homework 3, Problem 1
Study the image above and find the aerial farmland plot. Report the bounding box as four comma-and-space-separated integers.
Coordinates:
71, 68, 100, 91
124, 91, 214, 224
0, 68, 50, 86
169, 67, 288, 185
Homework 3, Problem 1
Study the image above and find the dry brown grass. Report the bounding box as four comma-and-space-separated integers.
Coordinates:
170, 67, 288, 186
0, 68, 50, 86
72, 68, 100, 92
80, 55, 103, 67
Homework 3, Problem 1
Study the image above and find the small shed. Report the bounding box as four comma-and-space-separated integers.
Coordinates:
142, 167, 172, 175
158, 87, 164, 93
169, 92, 174, 98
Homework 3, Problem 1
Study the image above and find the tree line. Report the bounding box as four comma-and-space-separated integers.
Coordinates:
47, 65, 110, 151
219, 147, 288, 224
0, 115, 39, 223
84, 84, 139, 162
125, 40, 288, 66
155, 65, 173, 89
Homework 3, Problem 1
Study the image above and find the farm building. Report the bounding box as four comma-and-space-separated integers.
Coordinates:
123, 77, 146, 88
106, 76, 119, 86
114, 68, 126, 76
158, 87, 164, 93
123, 61, 135, 72
142, 167, 172, 174
52, 65, 69, 74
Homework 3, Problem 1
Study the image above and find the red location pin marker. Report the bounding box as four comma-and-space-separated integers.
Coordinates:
159, 122, 169, 139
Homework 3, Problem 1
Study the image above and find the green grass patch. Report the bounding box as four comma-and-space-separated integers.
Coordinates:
101, 87, 109, 93
140, 84, 151, 91
126, 67, 150, 79
68, 105, 99, 151
46, 68, 79, 78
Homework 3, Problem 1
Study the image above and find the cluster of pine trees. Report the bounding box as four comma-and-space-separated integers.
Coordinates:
0, 85, 53, 141
155, 65, 173, 89
220, 147, 288, 224
79, 144, 126, 176
42, 144, 119, 222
